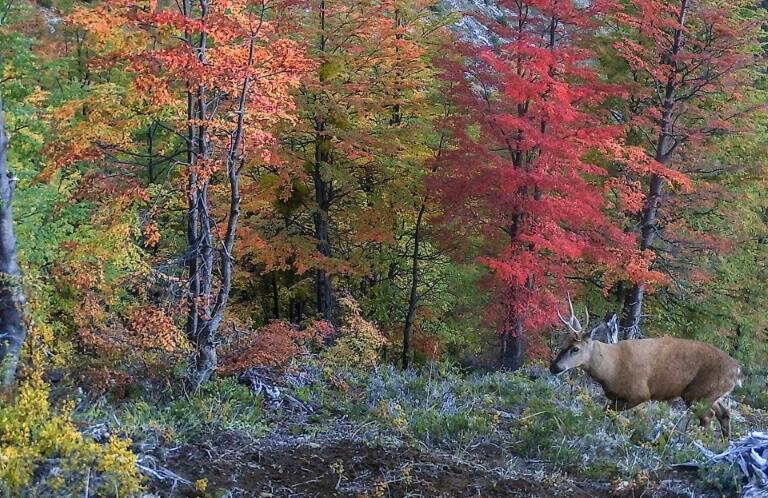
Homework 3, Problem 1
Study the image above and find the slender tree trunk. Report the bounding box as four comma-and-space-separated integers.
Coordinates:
621, 174, 663, 337
621, 0, 688, 338
185, 14, 251, 389
188, 71, 216, 387
0, 94, 27, 387
499, 275, 532, 370
272, 272, 280, 319
499, 307, 526, 371
402, 202, 425, 369
183, 0, 202, 378
499, 324, 525, 370
313, 220, 333, 320
147, 121, 157, 183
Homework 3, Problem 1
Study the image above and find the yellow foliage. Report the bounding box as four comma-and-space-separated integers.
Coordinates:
195, 478, 209, 492
0, 374, 143, 496
322, 296, 389, 369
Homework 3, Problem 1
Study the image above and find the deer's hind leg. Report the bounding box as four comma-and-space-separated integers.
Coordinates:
682, 395, 716, 430
603, 398, 643, 412
713, 400, 731, 438
683, 396, 725, 436
682, 370, 736, 437
695, 405, 716, 428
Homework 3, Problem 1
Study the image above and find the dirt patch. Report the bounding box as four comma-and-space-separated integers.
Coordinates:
142, 431, 696, 497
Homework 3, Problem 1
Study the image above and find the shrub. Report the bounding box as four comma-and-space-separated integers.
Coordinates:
218, 320, 331, 375
408, 407, 493, 445
78, 303, 190, 375
323, 296, 389, 368
119, 377, 267, 443
0, 375, 142, 496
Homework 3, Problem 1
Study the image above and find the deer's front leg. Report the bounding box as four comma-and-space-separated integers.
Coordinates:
604, 398, 634, 412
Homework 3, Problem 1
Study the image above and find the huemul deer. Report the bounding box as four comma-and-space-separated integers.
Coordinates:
549, 297, 741, 437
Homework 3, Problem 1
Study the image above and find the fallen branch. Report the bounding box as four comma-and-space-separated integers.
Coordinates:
136, 455, 192, 486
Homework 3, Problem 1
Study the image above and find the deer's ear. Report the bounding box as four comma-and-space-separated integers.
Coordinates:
584, 327, 597, 341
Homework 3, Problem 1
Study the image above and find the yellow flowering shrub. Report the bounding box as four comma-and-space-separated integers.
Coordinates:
0, 374, 143, 496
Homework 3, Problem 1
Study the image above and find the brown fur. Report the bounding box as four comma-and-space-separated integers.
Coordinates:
550, 334, 741, 437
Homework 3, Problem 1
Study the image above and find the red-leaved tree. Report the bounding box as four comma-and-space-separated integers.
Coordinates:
433, 0, 666, 367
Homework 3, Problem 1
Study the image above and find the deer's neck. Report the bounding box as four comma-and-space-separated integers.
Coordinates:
584, 342, 617, 387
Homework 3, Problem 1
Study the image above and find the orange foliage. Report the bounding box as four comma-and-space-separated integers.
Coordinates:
142, 221, 160, 248
124, 304, 187, 353
411, 331, 442, 360
78, 366, 133, 398
218, 321, 331, 375
77, 304, 189, 369
602, 249, 667, 296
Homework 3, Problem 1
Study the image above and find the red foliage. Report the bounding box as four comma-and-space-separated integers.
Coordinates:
608, 0, 762, 310
432, 0, 657, 357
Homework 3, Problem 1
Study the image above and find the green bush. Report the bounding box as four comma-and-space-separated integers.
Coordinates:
120, 378, 267, 443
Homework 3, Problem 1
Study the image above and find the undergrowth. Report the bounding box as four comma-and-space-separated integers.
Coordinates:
85, 377, 269, 445
6, 359, 762, 496
274, 359, 755, 493
0, 374, 142, 497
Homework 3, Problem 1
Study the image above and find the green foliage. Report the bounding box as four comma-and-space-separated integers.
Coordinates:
320, 363, 757, 484
734, 376, 768, 410
118, 378, 268, 444
698, 461, 743, 495
0, 0, 766, 493
408, 407, 493, 445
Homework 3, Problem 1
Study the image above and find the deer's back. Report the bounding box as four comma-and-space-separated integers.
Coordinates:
614, 337, 739, 402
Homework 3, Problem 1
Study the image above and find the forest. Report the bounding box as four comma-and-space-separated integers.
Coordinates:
0, 0, 767, 495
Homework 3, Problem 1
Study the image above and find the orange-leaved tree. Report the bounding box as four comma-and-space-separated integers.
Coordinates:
57, 0, 310, 388
609, 0, 762, 336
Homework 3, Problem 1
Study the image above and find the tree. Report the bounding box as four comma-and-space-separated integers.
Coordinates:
434, 0, 653, 368
59, 0, 309, 388
610, 0, 762, 336
275, 0, 434, 322
0, 91, 27, 387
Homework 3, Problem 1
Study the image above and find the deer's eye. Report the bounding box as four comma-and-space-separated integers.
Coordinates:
571, 347, 580, 354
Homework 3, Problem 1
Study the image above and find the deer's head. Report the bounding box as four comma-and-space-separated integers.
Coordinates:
549, 297, 623, 374
549, 295, 595, 374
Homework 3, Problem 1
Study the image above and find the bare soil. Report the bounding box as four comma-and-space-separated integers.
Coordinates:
142, 430, 700, 497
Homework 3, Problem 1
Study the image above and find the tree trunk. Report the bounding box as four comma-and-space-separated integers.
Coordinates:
402, 202, 425, 369
312, 0, 335, 322
499, 321, 525, 370
499, 275, 532, 370
147, 121, 158, 184
621, 176, 663, 337
185, 19, 251, 389
0, 93, 27, 387
313, 129, 334, 321
621, 0, 688, 338
272, 272, 280, 319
